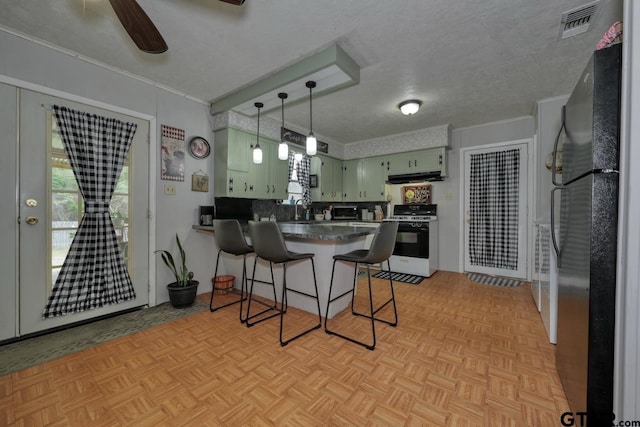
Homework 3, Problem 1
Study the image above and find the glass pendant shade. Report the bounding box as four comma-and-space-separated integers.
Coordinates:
278, 142, 288, 160
253, 145, 263, 164
253, 102, 263, 164
306, 132, 317, 156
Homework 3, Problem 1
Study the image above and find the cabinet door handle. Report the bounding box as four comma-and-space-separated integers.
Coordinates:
266, 185, 270, 193
364, 191, 367, 198
439, 154, 443, 165
414, 160, 417, 167
244, 182, 247, 192
408, 160, 411, 168
272, 185, 275, 193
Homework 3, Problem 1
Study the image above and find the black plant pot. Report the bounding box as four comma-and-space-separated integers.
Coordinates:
167, 281, 199, 308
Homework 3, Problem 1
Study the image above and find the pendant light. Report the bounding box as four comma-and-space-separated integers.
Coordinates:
252, 102, 263, 164
305, 80, 317, 156
278, 92, 289, 160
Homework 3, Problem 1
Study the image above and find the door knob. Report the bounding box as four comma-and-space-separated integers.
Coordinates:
25, 216, 39, 225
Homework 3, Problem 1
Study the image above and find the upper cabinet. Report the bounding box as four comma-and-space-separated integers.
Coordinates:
384, 147, 448, 177
311, 154, 343, 202
214, 128, 288, 199
342, 157, 386, 202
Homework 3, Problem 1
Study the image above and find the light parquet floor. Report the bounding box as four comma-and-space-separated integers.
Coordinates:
0, 271, 569, 426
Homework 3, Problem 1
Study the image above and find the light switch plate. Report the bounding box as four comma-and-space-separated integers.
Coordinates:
164, 184, 176, 195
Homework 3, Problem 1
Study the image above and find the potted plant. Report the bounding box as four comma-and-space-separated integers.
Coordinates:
155, 233, 199, 308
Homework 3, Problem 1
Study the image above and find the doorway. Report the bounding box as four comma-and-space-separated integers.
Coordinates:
462, 140, 530, 279
17, 89, 150, 336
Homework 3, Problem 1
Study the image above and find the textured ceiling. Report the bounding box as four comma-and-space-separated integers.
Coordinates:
0, 0, 622, 143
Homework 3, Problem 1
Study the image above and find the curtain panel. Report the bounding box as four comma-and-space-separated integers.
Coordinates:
468, 148, 520, 270
43, 105, 137, 318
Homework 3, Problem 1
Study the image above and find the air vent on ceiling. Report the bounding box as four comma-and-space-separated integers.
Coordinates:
558, 1, 599, 40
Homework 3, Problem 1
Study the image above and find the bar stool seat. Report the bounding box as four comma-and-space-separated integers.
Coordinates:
247, 221, 322, 346
325, 221, 399, 350
209, 219, 253, 322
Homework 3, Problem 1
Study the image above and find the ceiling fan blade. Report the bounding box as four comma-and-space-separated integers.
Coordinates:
219, 0, 246, 5
108, 0, 167, 54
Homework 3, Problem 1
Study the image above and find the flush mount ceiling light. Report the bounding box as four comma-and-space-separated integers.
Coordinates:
278, 92, 289, 160
399, 100, 422, 116
253, 102, 263, 164
305, 81, 317, 156
210, 44, 360, 117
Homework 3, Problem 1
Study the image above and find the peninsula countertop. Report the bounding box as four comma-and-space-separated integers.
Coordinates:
193, 221, 379, 240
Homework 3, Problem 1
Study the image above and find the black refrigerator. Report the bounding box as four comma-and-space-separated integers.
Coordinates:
551, 43, 621, 424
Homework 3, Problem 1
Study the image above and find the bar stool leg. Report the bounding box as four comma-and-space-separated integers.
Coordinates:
245, 257, 281, 327
351, 260, 399, 327
279, 258, 322, 346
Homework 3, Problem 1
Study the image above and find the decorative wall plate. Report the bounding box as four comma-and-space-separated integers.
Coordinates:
188, 136, 210, 159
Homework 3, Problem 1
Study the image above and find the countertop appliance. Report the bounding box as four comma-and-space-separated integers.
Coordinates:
551, 44, 621, 424
332, 205, 358, 220
384, 204, 438, 277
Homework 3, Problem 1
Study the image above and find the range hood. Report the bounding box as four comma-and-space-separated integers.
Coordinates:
386, 171, 443, 184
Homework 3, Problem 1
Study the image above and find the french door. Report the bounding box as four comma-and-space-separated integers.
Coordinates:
463, 141, 529, 279
18, 90, 150, 335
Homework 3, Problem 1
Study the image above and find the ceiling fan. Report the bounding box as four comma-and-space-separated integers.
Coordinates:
108, 0, 246, 54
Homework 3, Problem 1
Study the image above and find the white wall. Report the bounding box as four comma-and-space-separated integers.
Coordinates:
0, 30, 217, 305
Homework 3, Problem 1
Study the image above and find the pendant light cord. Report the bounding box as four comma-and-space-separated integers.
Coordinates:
309, 86, 313, 133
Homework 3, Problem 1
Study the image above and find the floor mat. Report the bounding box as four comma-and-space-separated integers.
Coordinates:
466, 272, 524, 287
0, 300, 208, 376
373, 271, 425, 284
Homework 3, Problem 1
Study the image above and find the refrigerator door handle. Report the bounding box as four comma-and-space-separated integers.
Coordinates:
550, 186, 564, 261
551, 106, 566, 187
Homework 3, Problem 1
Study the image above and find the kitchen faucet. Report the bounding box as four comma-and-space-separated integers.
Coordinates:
295, 198, 306, 220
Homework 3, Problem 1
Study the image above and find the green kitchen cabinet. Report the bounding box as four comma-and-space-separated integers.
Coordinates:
214, 128, 252, 197
358, 156, 386, 201
384, 147, 447, 176
312, 154, 343, 202
215, 128, 285, 199
342, 159, 360, 201
341, 157, 386, 202
269, 142, 290, 200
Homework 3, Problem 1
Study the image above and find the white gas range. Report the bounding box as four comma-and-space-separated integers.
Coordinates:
384, 204, 438, 278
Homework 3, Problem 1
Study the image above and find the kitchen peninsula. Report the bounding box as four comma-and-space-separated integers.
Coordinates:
194, 222, 378, 318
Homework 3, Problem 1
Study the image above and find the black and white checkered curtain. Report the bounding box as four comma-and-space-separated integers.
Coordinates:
288, 152, 312, 205
43, 105, 137, 318
468, 148, 520, 270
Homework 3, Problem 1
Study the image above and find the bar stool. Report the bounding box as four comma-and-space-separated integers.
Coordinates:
247, 221, 322, 346
324, 221, 399, 350
209, 219, 254, 322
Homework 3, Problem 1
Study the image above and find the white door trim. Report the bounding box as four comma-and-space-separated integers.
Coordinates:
458, 138, 534, 279
1, 74, 157, 307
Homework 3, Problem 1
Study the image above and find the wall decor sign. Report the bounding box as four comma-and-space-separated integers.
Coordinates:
281, 127, 329, 154
402, 184, 432, 204
191, 170, 209, 192
161, 125, 185, 181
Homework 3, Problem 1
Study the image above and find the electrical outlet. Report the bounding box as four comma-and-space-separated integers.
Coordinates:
164, 184, 176, 195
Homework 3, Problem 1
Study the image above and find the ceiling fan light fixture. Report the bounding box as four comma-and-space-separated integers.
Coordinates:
278, 92, 289, 160
306, 81, 317, 156
399, 100, 422, 116
253, 102, 263, 164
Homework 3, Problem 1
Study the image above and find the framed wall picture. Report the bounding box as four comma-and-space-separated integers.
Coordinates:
309, 174, 318, 188
161, 125, 185, 181
191, 171, 209, 192
402, 184, 432, 204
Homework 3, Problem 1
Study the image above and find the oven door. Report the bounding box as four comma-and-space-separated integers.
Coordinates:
394, 224, 429, 258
